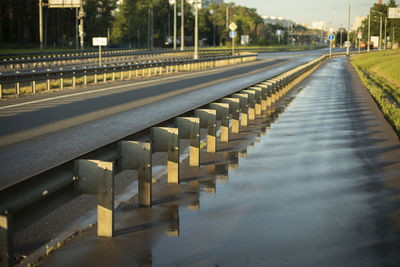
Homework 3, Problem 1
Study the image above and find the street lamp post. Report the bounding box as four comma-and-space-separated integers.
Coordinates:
194, 1, 199, 59
181, 0, 184, 51
174, 0, 177, 50
346, 0, 351, 56
368, 12, 371, 52
39, 0, 43, 52
384, 17, 387, 50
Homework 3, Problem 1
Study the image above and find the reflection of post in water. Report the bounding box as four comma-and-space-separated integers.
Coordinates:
166, 204, 179, 237
188, 181, 200, 211
215, 164, 228, 183
248, 142, 254, 150
239, 148, 247, 158
261, 126, 267, 136
136, 248, 153, 267
228, 151, 239, 170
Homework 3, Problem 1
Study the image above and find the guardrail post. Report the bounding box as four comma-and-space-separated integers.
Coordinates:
176, 117, 200, 167
247, 88, 261, 115
32, 81, 36, 94
0, 214, 13, 267
262, 81, 276, 105
232, 93, 249, 127
251, 86, 268, 111
209, 103, 230, 143
151, 127, 179, 184
60, 77, 64, 90
74, 160, 115, 237
16, 82, 20, 96
221, 98, 240, 134
119, 141, 152, 207
194, 109, 217, 153
241, 90, 256, 120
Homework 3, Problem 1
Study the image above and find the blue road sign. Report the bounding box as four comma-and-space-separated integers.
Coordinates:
230, 31, 237, 38
328, 34, 335, 41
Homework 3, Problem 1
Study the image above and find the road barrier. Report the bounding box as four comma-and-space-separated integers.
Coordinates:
0, 54, 256, 99
0, 54, 327, 267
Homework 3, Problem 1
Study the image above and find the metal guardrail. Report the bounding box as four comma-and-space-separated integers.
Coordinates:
0, 46, 326, 70
0, 54, 257, 99
0, 54, 327, 266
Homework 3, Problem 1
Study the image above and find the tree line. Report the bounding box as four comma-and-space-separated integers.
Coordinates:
1, 0, 312, 49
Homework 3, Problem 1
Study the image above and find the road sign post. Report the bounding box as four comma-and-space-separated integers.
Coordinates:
92, 37, 108, 67
358, 31, 362, 53
230, 30, 236, 56
229, 22, 237, 56
328, 34, 335, 58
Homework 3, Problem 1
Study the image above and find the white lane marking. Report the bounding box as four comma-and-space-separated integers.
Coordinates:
0, 59, 272, 111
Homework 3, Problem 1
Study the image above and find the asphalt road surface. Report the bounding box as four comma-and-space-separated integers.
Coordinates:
36, 56, 400, 267
0, 48, 331, 188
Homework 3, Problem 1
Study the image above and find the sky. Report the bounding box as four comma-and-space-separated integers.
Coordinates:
231, 0, 382, 28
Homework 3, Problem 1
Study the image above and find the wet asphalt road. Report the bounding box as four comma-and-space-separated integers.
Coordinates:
38, 57, 400, 266
0, 49, 328, 187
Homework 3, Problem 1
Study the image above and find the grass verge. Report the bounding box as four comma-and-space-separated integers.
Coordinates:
351, 50, 400, 135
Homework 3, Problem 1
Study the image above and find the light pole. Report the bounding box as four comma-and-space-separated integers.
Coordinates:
39, 0, 43, 52
384, 17, 387, 49
210, 9, 216, 47
368, 12, 371, 52
393, 26, 396, 49
174, 0, 177, 50
194, 1, 199, 59
346, 0, 350, 56
371, 10, 385, 50
180, 0, 184, 51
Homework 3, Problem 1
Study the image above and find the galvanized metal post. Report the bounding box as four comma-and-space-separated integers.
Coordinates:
0, 214, 13, 267
194, 109, 217, 153
119, 141, 152, 207
151, 127, 179, 184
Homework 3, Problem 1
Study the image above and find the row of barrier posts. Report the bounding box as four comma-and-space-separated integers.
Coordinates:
0, 57, 322, 267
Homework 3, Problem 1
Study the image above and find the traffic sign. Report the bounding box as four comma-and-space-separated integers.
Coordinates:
229, 22, 237, 31
328, 27, 335, 34
92, 37, 107, 46
328, 34, 335, 41
230, 31, 237, 38
358, 31, 362, 39
345, 41, 351, 47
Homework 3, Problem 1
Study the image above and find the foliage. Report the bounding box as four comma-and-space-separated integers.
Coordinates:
357, 1, 400, 47
0, 0, 317, 48
351, 50, 400, 135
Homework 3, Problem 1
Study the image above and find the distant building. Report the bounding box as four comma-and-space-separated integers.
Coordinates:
312, 21, 327, 31
262, 16, 295, 28
352, 16, 367, 31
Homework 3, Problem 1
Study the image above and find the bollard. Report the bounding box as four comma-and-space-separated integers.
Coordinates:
0, 84, 2, 99
74, 160, 115, 237
240, 90, 256, 120
194, 109, 217, 153
176, 117, 200, 167
221, 98, 240, 134
232, 93, 249, 127
0, 214, 12, 267
151, 127, 179, 184
209, 103, 230, 143
16, 82, 20, 96
119, 141, 152, 207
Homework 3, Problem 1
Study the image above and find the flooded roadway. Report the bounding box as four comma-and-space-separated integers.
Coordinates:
38, 57, 400, 267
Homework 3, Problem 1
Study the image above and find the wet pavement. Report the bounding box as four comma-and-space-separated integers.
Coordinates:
37, 57, 400, 267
